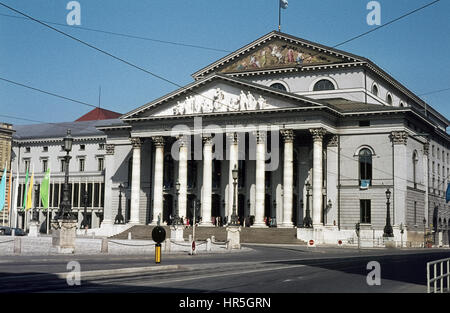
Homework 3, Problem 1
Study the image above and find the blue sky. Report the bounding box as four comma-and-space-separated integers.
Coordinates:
1, 0, 449, 125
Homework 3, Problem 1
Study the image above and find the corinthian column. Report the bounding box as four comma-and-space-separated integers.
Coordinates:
281, 129, 295, 228
310, 128, 326, 227
178, 136, 188, 220
253, 131, 267, 228
201, 134, 214, 226
129, 137, 142, 224
227, 133, 239, 223
151, 136, 164, 225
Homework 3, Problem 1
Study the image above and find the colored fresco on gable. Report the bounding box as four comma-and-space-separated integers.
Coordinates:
221, 40, 342, 73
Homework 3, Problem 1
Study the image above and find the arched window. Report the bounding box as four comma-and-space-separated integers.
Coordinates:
372, 84, 379, 97
313, 79, 335, 91
270, 83, 287, 92
412, 151, 418, 189
386, 94, 393, 105
359, 148, 373, 185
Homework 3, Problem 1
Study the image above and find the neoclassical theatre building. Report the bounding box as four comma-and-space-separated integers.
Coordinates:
13, 31, 450, 245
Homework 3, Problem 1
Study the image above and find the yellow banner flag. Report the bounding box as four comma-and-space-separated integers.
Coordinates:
25, 169, 34, 210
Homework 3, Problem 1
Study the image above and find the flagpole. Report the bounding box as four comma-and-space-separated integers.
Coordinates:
278, 1, 281, 31
47, 166, 51, 235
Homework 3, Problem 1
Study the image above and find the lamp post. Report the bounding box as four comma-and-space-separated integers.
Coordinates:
55, 129, 75, 220
174, 180, 181, 225
303, 182, 312, 228
383, 188, 394, 238
230, 165, 239, 226
32, 183, 39, 222
114, 184, 125, 224
423, 217, 427, 248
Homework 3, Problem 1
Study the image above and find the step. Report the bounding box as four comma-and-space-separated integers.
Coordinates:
110, 225, 305, 244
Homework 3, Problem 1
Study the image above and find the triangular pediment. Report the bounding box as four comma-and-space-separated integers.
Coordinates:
192, 31, 365, 79
121, 74, 324, 120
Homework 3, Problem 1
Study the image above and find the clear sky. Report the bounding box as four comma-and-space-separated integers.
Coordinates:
1, 0, 449, 125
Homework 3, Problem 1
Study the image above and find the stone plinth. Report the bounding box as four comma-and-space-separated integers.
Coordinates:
226, 226, 241, 249
383, 237, 396, 248
170, 224, 184, 242
28, 221, 39, 237
52, 219, 77, 254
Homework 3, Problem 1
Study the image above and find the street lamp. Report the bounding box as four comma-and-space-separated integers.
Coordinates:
114, 184, 125, 224
303, 182, 312, 228
383, 188, 394, 238
81, 188, 89, 229
174, 180, 181, 225
423, 217, 427, 248
32, 183, 39, 222
55, 129, 75, 220
230, 165, 239, 226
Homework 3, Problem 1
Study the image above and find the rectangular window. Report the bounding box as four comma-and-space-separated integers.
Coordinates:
360, 200, 371, 224
24, 159, 30, 172
97, 158, 104, 172
99, 143, 105, 150
43, 146, 48, 152
414, 201, 417, 225
42, 159, 48, 172
25, 147, 30, 153
79, 159, 85, 172
60, 159, 65, 172
80, 144, 85, 151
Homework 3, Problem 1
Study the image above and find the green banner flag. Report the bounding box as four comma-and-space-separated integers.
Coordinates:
22, 168, 29, 211
40, 168, 51, 210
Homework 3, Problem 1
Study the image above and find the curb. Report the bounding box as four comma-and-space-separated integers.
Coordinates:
56, 264, 184, 279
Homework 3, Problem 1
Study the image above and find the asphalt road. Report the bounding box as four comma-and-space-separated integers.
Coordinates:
0, 245, 449, 293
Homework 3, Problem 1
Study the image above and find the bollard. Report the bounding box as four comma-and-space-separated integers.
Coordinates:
12, 229, 15, 237
188, 234, 192, 242
155, 243, 162, 264
211, 235, 215, 243
101, 238, 108, 253
165, 238, 171, 252
206, 238, 211, 252
128, 232, 132, 240
14, 237, 21, 254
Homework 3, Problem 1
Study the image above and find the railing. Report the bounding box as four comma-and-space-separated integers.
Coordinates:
427, 258, 450, 293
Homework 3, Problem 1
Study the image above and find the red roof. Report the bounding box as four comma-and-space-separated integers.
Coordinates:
75, 108, 122, 122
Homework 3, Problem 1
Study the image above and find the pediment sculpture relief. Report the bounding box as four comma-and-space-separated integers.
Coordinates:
172, 88, 268, 115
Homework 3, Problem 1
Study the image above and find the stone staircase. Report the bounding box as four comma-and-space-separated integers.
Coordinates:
110, 225, 305, 245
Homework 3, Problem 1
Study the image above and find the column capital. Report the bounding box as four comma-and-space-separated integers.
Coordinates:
202, 133, 214, 145
390, 131, 408, 145
310, 128, 327, 141
130, 137, 142, 148
281, 129, 295, 143
152, 136, 165, 147
423, 141, 430, 156
327, 135, 339, 147
253, 130, 267, 144
176, 135, 189, 147
226, 132, 239, 144
105, 144, 115, 155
